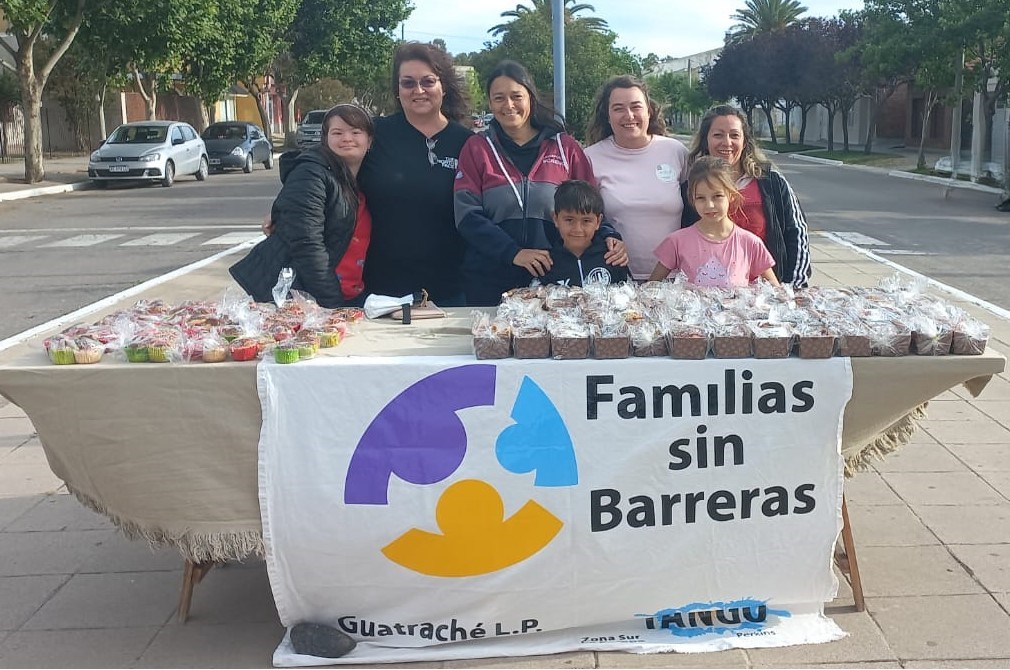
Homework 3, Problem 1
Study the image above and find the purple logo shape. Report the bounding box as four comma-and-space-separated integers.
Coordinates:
344, 365, 497, 504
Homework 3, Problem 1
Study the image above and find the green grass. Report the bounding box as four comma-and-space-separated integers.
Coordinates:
758, 141, 821, 153
802, 149, 899, 165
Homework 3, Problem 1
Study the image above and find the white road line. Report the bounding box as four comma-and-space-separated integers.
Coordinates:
2, 225, 261, 234
40, 234, 125, 248
876, 249, 929, 256
120, 232, 202, 247
202, 232, 264, 246
0, 235, 48, 248
832, 231, 890, 247
819, 230, 1010, 322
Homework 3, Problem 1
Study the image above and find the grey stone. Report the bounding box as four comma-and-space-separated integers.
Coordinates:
290, 622, 356, 659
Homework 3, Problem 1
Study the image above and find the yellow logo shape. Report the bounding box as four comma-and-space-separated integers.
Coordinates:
382, 479, 563, 577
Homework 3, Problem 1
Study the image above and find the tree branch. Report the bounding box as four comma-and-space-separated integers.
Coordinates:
130, 62, 151, 103
39, 0, 88, 88
27, 0, 59, 45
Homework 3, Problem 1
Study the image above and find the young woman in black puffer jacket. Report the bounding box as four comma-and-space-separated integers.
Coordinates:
230, 104, 374, 308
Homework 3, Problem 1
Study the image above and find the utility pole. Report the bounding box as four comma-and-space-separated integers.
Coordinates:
551, 0, 565, 118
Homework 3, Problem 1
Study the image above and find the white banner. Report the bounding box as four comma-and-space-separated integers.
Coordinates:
257, 355, 852, 666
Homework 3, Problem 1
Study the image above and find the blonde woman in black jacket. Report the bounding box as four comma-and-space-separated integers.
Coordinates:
681, 105, 811, 288
230, 105, 374, 307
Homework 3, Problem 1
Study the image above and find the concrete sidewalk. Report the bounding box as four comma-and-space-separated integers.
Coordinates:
1, 232, 1009, 668
0, 156, 92, 201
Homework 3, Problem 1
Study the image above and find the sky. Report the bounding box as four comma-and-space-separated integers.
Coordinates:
401, 0, 867, 60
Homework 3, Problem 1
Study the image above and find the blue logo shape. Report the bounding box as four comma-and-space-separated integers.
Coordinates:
637, 599, 791, 638
495, 376, 578, 487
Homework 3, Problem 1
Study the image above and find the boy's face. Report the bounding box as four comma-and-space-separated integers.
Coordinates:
553, 209, 602, 256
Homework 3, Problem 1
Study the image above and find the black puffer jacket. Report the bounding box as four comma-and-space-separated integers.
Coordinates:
229, 149, 356, 307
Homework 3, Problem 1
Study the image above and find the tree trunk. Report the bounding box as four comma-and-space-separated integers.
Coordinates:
17, 51, 44, 183
916, 91, 938, 171
244, 81, 273, 147
285, 87, 300, 148
841, 107, 850, 152
195, 101, 210, 132
826, 107, 835, 152
864, 96, 877, 154
97, 83, 108, 140
131, 65, 158, 120
761, 105, 777, 143
799, 106, 809, 144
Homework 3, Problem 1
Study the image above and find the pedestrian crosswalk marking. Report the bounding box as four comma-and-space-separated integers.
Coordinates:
202, 232, 263, 246
40, 234, 126, 248
120, 233, 202, 247
0, 235, 48, 248
833, 232, 890, 247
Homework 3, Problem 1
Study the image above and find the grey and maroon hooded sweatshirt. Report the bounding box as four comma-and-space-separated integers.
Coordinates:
454, 121, 621, 305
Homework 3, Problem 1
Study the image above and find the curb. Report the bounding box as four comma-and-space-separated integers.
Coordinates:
0, 179, 91, 203
887, 170, 1003, 195
791, 154, 844, 167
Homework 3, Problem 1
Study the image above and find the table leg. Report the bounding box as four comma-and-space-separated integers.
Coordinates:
177, 560, 216, 623
838, 495, 865, 612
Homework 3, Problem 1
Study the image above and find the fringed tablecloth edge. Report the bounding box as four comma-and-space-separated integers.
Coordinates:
66, 485, 265, 563
843, 402, 927, 478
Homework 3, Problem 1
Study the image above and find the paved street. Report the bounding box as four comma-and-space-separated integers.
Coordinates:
774, 154, 1010, 310
0, 166, 279, 339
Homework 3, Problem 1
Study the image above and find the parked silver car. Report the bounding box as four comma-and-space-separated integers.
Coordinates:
88, 121, 209, 187
295, 110, 327, 149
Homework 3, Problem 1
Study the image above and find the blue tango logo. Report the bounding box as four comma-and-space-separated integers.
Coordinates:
638, 599, 791, 638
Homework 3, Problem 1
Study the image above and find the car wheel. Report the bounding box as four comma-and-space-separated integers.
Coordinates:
264, 151, 274, 169
195, 156, 208, 181
243, 154, 253, 173
161, 161, 175, 187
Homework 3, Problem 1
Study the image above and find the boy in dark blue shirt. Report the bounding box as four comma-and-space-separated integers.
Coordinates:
542, 180, 630, 287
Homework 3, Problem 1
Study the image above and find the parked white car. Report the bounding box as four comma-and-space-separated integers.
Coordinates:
88, 121, 209, 187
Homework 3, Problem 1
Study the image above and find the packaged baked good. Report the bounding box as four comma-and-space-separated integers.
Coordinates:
229, 337, 260, 362
749, 322, 793, 359
549, 317, 590, 360
951, 317, 990, 355
666, 323, 709, 360
44, 335, 77, 365
711, 323, 752, 359
795, 322, 835, 359
911, 317, 952, 356
273, 341, 299, 364
591, 315, 630, 360
472, 312, 511, 360
836, 320, 872, 357
630, 321, 667, 357
73, 337, 104, 364
512, 325, 550, 359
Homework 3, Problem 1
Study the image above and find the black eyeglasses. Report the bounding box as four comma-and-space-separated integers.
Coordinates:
426, 138, 437, 167
399, 76, 440, 91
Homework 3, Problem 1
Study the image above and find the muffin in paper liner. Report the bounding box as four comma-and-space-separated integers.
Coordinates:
273, 341, 300, 364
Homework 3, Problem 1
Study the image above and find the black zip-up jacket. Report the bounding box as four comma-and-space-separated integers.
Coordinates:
542, 235, 630, 287
229, 149, 355, 307
680, 167, 811, 287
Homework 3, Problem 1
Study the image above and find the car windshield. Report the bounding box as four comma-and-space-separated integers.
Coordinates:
107, 125, 168, 144
202, 125, 247, 140
302, 111, 325, 125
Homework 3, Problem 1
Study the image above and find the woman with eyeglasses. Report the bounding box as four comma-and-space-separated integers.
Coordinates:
356, 41, 473, 305
230, 105, 374, 307
454, 60, 628, 305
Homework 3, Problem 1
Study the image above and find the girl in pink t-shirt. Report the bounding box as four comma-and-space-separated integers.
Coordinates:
648, 156, 778, 287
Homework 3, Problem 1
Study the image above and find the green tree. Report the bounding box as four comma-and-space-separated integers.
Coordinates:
647, 71, 712, 130
477, 7, 630, 140
0, 0, 87, 182
298, 77, 356, 112
729, 0, 808, 41
276, 0, 411, 134
489, 0, 609, 37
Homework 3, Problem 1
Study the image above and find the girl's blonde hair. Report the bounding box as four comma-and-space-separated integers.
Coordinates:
688, 156, 742, 208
